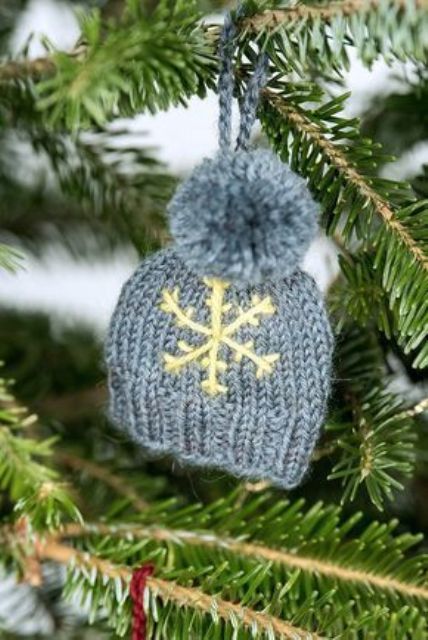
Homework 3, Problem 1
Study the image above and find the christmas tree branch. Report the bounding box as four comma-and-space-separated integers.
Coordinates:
313, 395, 428, 464
6, 2, 217, 129
325, 322, 418, 506
36, 539, 319, 640
0, 0, 427, 128
0, 123, 173, 256
2, 489, 427, 635
0, 375, 81, 529
148, 578, 319, 640
0, 41, 88, 83
59, 521, 428, 601
242, 0, 428, 74
261, 87, 428, 368
264, 91, 426, 270
242, 0, 428, 30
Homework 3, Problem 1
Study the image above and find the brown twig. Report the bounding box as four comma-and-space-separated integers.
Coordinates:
311, 442, 338, 461
0, 57, 57, 82
404, 397, 428, 418
0, 43, 88, 83
6, 517, 43, 587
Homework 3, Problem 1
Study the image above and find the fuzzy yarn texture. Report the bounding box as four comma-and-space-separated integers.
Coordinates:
106, 248, 333, 489
169, 150, 319, 285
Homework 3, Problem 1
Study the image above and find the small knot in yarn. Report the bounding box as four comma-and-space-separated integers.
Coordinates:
130, 564, 154, 640
168, 149, 319, 285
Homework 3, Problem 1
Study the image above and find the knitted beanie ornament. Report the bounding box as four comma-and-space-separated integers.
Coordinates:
105, 13, 333, 489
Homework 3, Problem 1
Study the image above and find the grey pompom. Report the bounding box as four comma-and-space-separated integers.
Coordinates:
168, 149, 319, 284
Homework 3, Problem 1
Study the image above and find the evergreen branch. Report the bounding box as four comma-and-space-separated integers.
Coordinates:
327, 386, 417, 507
0, 119, 174, 255
326, 322, 418, 506
261, 86, 428, 367
36, 540, 322, 639
149, 579, 320, 640
36, 539, 126, 581
313, 395, 428, 463
0, 375, 81, 530
241, 0, 428, 71
30, 129, 174, 253
48, 487, 428, 627
264, 91, 426, 269
242, 0, 428, 29
61, 521, 428, 601
0, 405, 55, 498
3, 491, 427, 636
0, 0, 427, 131
334, 253, 428, 368
0, 0, 218, 130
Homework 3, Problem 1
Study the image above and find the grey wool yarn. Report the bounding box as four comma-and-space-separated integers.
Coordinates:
105, 248, 333, 489
169, 149, 319, 284
105, 10, 333, 489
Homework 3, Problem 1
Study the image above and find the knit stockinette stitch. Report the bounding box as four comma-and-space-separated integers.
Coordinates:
106, 248, 333, 489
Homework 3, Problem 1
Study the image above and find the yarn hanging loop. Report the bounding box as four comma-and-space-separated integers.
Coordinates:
235, 52, 269, 151
217, 8, 269, 152
217, 11, 236, 151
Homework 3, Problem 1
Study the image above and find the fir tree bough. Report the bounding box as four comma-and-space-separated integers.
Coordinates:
0, 0, 428, 638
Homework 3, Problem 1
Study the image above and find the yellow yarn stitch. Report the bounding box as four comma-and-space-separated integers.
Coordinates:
160, 278, 279, 396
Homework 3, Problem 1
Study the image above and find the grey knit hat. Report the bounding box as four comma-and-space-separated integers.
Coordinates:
106, 247, 332, 488
105, 12, 333, 488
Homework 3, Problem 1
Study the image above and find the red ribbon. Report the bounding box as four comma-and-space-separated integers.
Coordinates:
130, 564, 155, 640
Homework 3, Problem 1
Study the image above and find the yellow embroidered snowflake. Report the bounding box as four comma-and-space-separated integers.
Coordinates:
159, 278, 279, 395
